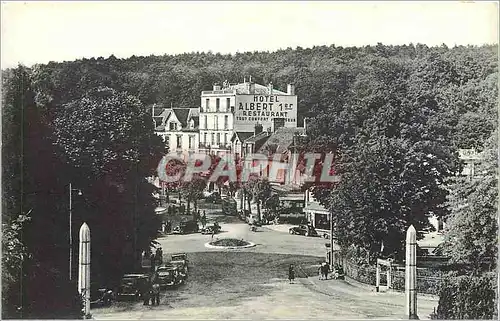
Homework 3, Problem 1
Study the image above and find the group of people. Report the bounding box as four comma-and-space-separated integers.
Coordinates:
318, 262, 330, 280
143, 247, 163, 272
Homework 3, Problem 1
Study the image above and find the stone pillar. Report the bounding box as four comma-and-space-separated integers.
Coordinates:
78, 223, 91, 318
387, 264, 392, 289
405, 225, 418, 319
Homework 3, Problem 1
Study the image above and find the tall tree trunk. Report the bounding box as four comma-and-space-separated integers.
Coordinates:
256, 200, 261, 222
246, 191, 251, 213
187, 198, 191, 216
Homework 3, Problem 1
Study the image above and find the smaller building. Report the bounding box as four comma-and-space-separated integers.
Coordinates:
303, 188, 330, 232
153, 104, 199, 154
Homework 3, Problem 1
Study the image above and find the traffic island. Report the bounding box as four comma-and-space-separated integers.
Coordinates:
205, 238, 256, 249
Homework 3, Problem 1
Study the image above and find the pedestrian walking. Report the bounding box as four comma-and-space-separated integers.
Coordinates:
288, 264, 295, 284
321, 262, 329, 280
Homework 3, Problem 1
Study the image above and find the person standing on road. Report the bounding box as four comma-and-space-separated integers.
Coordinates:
150, 252, 156, 272
151, 280, 160, 306
155, 247, 163, 266
321, 262, 329, 280
288, 264, 295, 284
142, 277, 152, 306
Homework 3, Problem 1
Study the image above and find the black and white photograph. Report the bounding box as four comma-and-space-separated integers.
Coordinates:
1, 1, 499, 319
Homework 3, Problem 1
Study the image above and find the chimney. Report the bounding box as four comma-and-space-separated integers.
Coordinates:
268, 82, 273, 95
213, 83, 221, 91
287, 84, 295, 95
248, 76, 255, 94
254, 123, 263, 136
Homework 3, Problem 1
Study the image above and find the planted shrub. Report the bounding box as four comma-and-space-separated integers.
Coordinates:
435, 273, 496, 319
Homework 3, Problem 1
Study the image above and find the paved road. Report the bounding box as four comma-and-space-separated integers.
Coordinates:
159, 215, 328, 258
93, 214, 438, 320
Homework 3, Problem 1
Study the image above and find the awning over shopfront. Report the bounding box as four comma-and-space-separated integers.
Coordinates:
303, 202, 329, 215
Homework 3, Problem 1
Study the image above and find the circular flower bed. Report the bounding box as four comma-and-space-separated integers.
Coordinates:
205, 238, 256, 249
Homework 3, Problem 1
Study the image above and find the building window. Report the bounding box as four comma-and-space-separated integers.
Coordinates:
226, 98, 230, 110
224, 115, 228, 130
224, 133, 228, 146
204, 132, 207, 144
205, 98, 210, 111
169, 122, 177, 130
215, 116, 218, 130
216, 98, 220, 112
176, 135, 182, 148
216, 133, 221, 145
230, 106, 234, 113
189, 135, 194, 149
204, 115, 207, 129
211, 133, 215, 145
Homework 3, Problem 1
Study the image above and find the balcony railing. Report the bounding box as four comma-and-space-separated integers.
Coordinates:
202, 89, 235, 95
199, 143, 232, 150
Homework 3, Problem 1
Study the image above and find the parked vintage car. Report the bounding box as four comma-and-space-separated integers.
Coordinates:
157, 265, 182, 288
116, 274, 149, 300
289, 224, 318, 237
205, 192, 221, 204
173, 220, 199, 234
170, 253, 189, 275
201, 222, 221, 235
90, 287, 114, 308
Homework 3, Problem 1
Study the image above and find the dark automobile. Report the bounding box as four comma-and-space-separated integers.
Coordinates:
289, 224, 318, 237
173, 220, 199, 234
116, 274, 149, 300
222, 198, 237, 215
170, 260, 188, 279
157, 265, 182, 288
171, 253, 189, 275
201, 225, 218, 235
90, 287, 114, 308
205, 192, 221, 203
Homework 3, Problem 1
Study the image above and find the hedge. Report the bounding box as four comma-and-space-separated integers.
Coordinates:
434, 273, 497, 320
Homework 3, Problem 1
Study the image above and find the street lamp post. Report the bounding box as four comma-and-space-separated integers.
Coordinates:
69, 183, 82, 281
330, 212, 334, 267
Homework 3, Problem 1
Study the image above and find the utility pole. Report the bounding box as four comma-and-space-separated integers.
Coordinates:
330, 211, 334, 267
69, 183, 73, 281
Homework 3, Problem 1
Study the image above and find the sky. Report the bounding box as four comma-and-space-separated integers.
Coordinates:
1, 1, 498, 68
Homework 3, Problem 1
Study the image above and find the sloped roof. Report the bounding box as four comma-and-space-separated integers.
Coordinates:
258, 127, 305, 154
191, 116, 200, 128
172, 108, 191, 127
229, 82, 288, 95
152, 106, 166, 117
244, 131, 269, 144
233, 131, 254, 143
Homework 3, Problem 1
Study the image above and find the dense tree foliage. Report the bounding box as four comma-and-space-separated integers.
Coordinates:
2, 66, 82, 318
443, 130, 498, 273
51, 87, 165, 286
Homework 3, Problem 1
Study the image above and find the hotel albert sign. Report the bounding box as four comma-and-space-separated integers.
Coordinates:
234, 94, 298, 131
